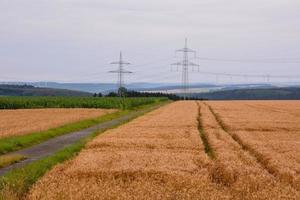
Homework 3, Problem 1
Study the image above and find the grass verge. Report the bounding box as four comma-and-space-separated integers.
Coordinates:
0, 141, 86, 200
0, 155, 26, 169
0, 110, 129, 155
0, 98, 168, 156
0, 100, 170, 199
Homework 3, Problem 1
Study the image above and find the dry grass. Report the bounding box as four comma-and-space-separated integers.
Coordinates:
26, 101, 300, 199
0, 154, 26, 169
0, 108, 116, 138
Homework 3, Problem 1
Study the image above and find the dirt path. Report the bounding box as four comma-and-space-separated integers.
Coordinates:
0, 105, 162, 176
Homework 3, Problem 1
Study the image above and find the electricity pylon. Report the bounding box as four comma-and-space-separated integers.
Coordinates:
171, 39, 199, 100
109, 51, 132, 96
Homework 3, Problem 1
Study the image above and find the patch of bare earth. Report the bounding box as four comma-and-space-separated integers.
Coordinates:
27, 101, 299, 200
0, 108, 115, 138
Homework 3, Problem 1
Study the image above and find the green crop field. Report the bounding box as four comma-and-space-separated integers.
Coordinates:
0, 97, 168, 110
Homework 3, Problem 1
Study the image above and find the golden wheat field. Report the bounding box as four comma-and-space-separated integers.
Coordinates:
206, 101, 300, 190
0, 108, 115, 138
26, 101, 300, 200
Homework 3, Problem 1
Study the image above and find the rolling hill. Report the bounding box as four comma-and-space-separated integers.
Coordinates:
191, 87, 300, 100
0, 85, 92, 97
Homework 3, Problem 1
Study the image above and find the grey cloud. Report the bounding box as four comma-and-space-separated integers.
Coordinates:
0, 0, 299, 83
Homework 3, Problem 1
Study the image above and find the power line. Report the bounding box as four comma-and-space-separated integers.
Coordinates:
171, 38, 199, 100
197, 57, 300, 63
108, 51, 133, 96
195, 70, 300, 79
130, 57, 174, 69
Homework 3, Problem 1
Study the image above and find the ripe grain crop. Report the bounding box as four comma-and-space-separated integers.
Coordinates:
27, 101, 299, 200
0, 108, 115, 138
206, 100, 300, 190
199, 102, 298, 195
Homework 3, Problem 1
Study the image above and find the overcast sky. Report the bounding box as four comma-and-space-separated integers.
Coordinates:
0, 0, 300, 84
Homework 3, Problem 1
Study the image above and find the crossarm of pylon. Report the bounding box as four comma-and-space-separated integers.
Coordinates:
108, 70, 133, 73
108, 70, 120, 73
176, 48, 196, 53
188, 62, 199, 66
171, 62, 183, 66
110, 62, 131, 65
121, 70, 133, 73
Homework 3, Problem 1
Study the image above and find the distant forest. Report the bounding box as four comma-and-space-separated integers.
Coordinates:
97, 88, 183, 100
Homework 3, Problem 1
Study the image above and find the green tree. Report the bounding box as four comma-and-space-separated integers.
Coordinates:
118, 87, 127, 97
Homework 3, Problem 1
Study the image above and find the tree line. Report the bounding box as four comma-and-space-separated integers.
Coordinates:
93, 87, 206, 100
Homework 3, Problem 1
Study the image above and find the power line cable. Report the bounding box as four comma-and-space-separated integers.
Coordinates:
197, 57, 300, 63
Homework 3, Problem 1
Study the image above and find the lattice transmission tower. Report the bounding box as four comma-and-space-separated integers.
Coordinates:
108, 51, 133, 96
171, 39, 199, 100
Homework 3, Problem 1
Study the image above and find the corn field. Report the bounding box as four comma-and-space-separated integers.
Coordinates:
0, 97, 167, 110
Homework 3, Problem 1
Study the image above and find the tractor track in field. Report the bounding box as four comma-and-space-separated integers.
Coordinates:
203, 102, 299, 191
0, 104, 164, 176
204, 102, 276, 175
196, 102, 215, 159
22, 101, 300, 199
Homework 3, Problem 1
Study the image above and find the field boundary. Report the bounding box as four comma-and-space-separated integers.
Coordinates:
0, 101, 170, 199
0, 111, 124, 155
0, 97, 168, 156
0, 101, 170, 176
